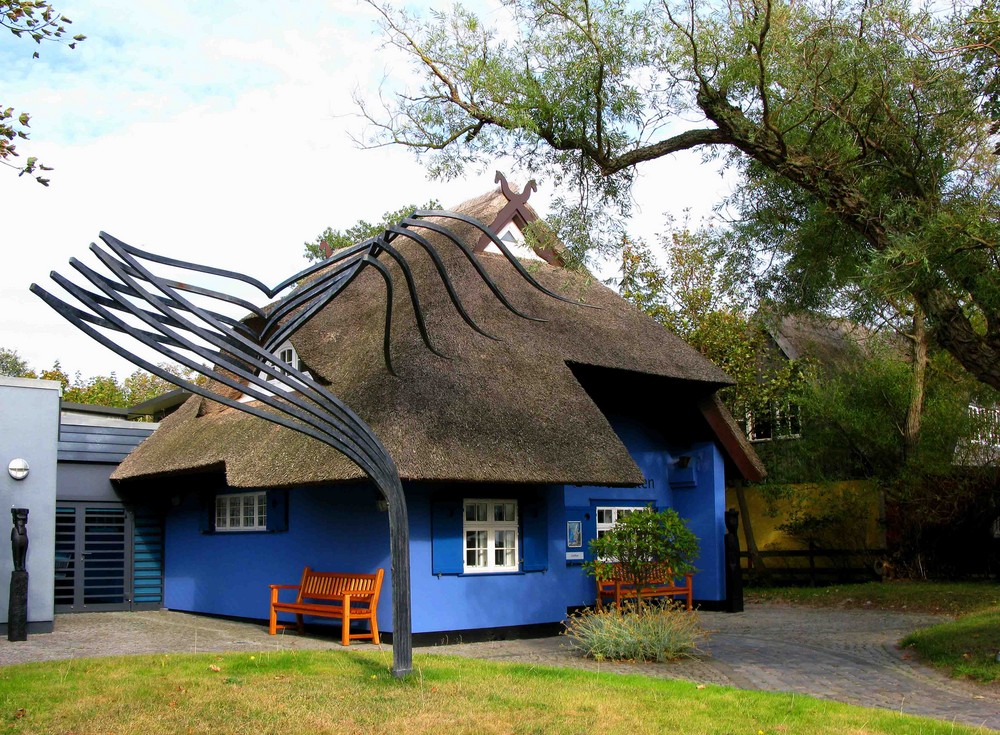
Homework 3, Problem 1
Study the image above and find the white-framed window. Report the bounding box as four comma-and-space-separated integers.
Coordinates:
463, 499, 518, 573
746, 401, 801, 442
215, 491, 267, 532
596, 506, 647, 539
969, 403, 1000, 447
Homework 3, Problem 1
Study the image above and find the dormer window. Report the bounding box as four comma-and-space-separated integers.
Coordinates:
277, 345, 303, 375
238, 340, 311, 403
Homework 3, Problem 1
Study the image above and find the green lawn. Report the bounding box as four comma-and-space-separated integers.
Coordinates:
901, 607, 1000, 684
0, 650, 985, 734
747, 580, 1000, 616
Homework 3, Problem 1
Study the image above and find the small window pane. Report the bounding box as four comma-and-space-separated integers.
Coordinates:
465, 502, 487, 522
257, 494, 267, 527
598, 508, 613, 524
229, 501, 240, 527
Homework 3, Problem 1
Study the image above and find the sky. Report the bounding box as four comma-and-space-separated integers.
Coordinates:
0, 0, 732, 380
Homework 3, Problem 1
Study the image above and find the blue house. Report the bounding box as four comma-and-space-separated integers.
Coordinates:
111, 186, 764, 640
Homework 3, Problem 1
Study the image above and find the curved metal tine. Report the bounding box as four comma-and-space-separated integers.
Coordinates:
98, 240, 267, 320
31, 283, 384, 477
370, 235, 449, 360
385, 225, 502, 342
102, 231, 274, 298
261, 258, 366, 353
268, 240, 375, 297
90, 241, 392, 473
68, 260, 249, 354
399, 217, 546, 323
78, 265, 257, 339
43, 271, 391, 478
259, 241, 372, 340
414, 210, 598, 309
39, 285, 191, 352
361, 254, 398, 376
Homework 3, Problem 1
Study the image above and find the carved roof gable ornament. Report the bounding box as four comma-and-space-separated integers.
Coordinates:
476, 172, 563, 266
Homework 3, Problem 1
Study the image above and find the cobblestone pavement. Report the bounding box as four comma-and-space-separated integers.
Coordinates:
1, 604, 997, 730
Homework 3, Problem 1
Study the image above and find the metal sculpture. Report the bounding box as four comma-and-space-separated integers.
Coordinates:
31, 204, 586, 676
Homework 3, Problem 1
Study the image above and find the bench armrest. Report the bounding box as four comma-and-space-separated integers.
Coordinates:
270, 584, 301, 591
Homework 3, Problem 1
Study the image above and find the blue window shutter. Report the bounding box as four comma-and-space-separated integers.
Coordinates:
267, 489, 288, 532
521, 498, 548, 572
200, 494, 213, 534
431, 498, 464, 575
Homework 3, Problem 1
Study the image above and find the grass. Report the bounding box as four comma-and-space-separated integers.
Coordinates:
901, 608, 1000, 684
0, 649, 985, 734
747, 580, 1000, 616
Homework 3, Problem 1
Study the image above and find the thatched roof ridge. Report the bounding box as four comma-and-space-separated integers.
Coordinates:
114, 187, 747, 489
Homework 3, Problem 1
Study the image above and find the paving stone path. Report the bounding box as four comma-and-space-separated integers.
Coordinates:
1, 603, 997, 730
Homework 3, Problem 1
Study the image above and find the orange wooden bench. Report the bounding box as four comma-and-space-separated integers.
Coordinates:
269, 566, 383, 645
595, 564, 693, 611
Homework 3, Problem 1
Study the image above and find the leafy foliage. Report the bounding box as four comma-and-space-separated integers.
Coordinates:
363, 0, 1000, 392
585, 508, 700, 593
2, 1, 85, 185
562, 601, 704, 662
0, 347, 34, 377
304, 200, 441, 262
1, 348, 194, 408
615, 227, 802, 431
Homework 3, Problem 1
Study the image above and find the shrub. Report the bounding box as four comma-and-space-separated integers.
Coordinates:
585, 507, 700, 592
562, 602, 705, 662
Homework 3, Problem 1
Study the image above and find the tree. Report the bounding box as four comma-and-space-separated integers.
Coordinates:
304, 200, 441, 262
2, 351, 184, 408
2, 0, 84, 185
0, 347, 34, 377
362, 0, 1000, 392
616, 226, 800, 431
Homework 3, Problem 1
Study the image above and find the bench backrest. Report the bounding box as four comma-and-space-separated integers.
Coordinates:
297, 567, 384, 607
599, 562, 679, 586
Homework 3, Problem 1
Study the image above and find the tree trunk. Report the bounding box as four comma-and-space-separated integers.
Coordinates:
734, 481, 770, 582
903, 302, 928, 461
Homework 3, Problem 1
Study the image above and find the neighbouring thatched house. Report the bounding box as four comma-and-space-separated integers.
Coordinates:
111, 184, 764, 639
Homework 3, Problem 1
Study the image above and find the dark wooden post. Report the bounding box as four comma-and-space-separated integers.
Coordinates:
724, 508, 743, 613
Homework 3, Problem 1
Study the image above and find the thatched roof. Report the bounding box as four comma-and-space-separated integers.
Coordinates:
767, 314, 880, 371
114, 188, 761, 488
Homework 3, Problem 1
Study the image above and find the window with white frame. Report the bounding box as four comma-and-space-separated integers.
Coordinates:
746, 401, 801, 442
969, 403, 1000, 447
215, 491, 267, 532
463, 499, 518, 572
596, 506, 647, 539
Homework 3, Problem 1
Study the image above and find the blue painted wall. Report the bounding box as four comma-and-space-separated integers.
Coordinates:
163, 414, 728, 633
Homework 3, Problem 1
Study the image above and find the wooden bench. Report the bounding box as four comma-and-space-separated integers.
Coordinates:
595, 564, 693, 611
269, 567, 383, 646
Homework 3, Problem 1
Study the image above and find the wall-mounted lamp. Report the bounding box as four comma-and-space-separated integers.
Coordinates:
675, 455, 692, 469
7, 459, 29, 481
376, 498, 389, 513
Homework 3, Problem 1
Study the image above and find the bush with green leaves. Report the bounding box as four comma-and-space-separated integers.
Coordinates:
584, 507, 700, 592
563, 601, 704, 662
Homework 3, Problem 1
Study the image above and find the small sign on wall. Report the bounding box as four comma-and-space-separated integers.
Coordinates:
566, 551, 584, 561
566, 520, 582, 548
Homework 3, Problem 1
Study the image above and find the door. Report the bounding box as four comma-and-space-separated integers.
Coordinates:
55, 503, 131, 612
